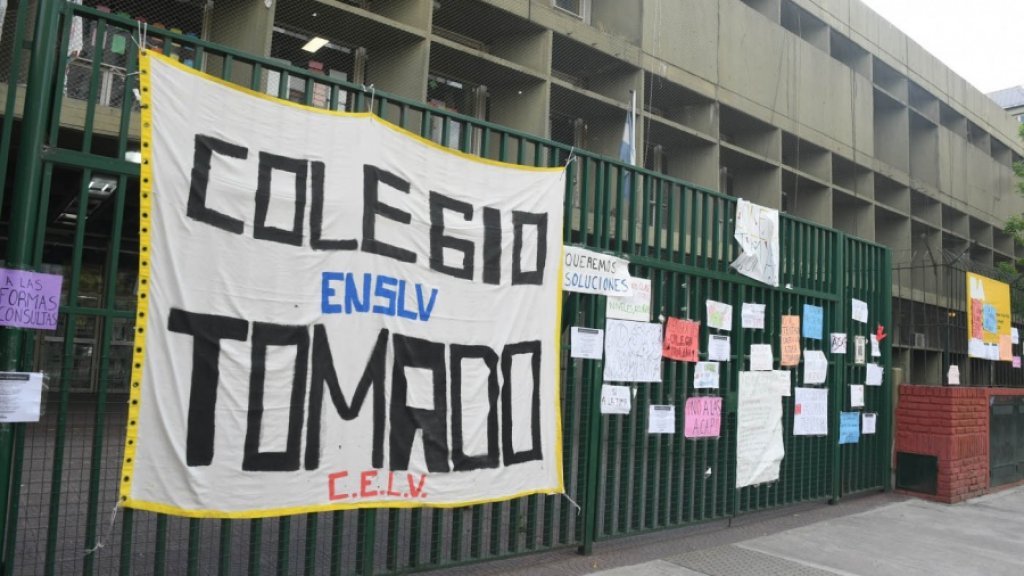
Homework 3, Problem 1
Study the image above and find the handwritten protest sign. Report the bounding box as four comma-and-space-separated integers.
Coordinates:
736, 371, 790, 487
663, 318, 699, 363
563, 246, 632, 297
850, 384, 865, 408
0, 268, 62, 330
605, 319, 663, 382
684, 397, 721, 438
750, 344, 774, 371
793, 387, 827, 436
122, 54, 566, 518
839, 412, 860, 444
780, 315, 801, 366
851, 299, 868, 323
866, 363, 883, 386
600, 385, 632, 415
741, 303, 765, 329
606, 277, 651, 322
802, 305, 823, 340
830, 333, 847, 354
803, 350, 827, 384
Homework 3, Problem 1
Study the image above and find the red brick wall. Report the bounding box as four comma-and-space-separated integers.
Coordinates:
895, 385, 1024, 503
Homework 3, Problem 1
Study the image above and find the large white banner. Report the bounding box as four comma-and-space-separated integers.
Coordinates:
121, 54, 566, 518
731, 199, 779, 287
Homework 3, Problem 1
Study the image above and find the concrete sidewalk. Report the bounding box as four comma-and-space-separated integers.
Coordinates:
439, 486, 1024, 576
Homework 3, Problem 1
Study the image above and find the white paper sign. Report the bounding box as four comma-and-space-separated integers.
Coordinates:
830, 333, 847, 354
948, 364, 960, 385
606, 277, 651, 322
648, 405, 676, 434
803, 350, 828, 384
736, 371, 790, 487
871, 334, 881, 357
741, 303, 765, 329
708, 335, 731, 362
750, 344, 774, 371
862, 413, 877, 435
731, 199, 780, 287
600, 385, 632, 415
851, 299, 868, 323
850, 384, 865, 408
706, 300, 733, 331
570, 327, 604, 360
854, 336, 866, 365
0, 372, 43, 423
693, 362, 721, 389
866, 363, 883, 386
1013, 327, 1020, 345
603, 319, 663, 382
126, 54, 566, 517
793, 387, 828, 436
563, 245, 633, 297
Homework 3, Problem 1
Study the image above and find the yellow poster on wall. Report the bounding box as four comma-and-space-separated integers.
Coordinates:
966, 272, 1011, 360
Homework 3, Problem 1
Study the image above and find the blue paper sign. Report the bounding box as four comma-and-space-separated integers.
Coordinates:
839, 412, 860, 444
802, 304, 823, 340
982, 304, 997, 333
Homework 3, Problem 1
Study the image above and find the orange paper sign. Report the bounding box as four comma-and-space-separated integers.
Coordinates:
781, 315, 801, 366
663, 317, 700, 362
999, 334, 1013, 361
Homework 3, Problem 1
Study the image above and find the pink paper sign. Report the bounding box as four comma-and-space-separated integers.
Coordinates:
684, 396, 722, 438
663, 317, 699, 362
0, 268, 62, 330
1014, 356, 1021, 369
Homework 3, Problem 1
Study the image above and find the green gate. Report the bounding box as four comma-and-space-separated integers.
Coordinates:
0, 2, 891, 574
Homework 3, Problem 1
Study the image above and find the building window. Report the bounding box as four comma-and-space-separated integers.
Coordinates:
553, 0, 590, 23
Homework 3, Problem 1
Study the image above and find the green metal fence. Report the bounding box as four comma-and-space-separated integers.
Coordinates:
0, 2, 891, 574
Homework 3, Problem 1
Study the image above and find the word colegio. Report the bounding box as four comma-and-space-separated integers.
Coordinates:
186, 134, 550, 286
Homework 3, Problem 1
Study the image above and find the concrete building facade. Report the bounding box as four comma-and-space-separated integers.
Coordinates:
9, 0, 1024, 387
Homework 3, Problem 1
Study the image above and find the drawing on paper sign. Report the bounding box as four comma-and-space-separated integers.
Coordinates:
731, 199, 779, 287
663, 317, 699, 362
122, 53, 566, 518
736, 371, 790, 487
706, 300, 733, 331
604, 319, 664, 382
684, 397, 721, 438
693, 362, 720, 389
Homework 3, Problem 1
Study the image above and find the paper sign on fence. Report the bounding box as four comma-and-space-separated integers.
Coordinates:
736, 371, 790, 487
563, 246, 632, 297
706, 300, 733, 331
0, 372, 44, 423
742, 303, 765, 329
839, 412, 860, 444
605, 319, 663, 382
0, 268, 62, 330
750, 344, 774, 371
731, 199, 780, 287
850, 384, 865, 408
600, 385, 632, 415
803, 350, 827, 384
693, 362, 720, 389
793, 387, 827, 436
830, 333, 847, 354
854, 336, 866, 365
606, 277, 651, 322
571, 327, 604, 360
866, 363, 883, 386
802, 305, 823, 340
851, 299, 868, 323
663, 317, 699, 363
708, 335, 731, 362
684, 397, 721, 438
780, 315, 801, 366
648, 405, 676, 434
862, 413, 877, 435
